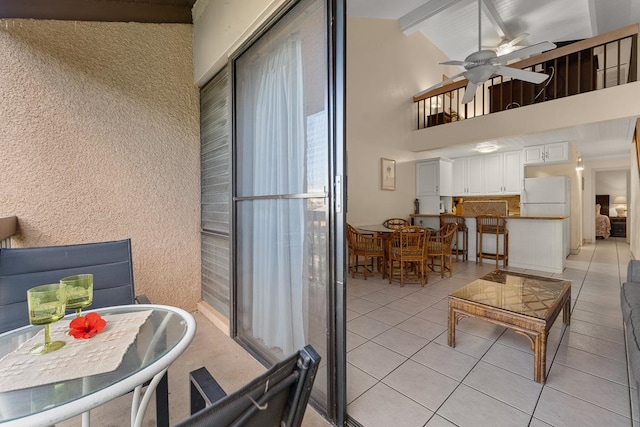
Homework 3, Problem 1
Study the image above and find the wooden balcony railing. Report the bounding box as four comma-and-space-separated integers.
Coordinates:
414, 24, 639, 129
0, 216, 18, 248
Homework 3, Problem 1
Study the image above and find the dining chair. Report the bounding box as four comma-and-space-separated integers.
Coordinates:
177, 345, 320, 427
347, 224, 385, 279
439, 214, 468, 261
387, 226, 430, 287
0, 239, 169, 426
382, 218, 410, 229
426, 223, 458, 277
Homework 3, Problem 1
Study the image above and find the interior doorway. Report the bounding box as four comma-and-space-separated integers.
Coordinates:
595, 169, 630, 239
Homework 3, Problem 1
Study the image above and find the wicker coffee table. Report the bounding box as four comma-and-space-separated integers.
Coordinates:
448, 270, 571, 383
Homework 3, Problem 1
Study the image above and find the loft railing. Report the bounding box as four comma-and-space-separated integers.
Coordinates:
0, 216, 18, 248
414, 24, 639, 129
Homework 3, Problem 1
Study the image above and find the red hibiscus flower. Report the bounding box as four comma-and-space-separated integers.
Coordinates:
69, 313, 107, 339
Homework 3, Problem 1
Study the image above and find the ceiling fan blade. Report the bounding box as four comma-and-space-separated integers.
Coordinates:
495, 66, 550, 84
414, 71, 466, 98
497, 41, 557, 63
462, 82, 478, 104
440, 60, 469, 66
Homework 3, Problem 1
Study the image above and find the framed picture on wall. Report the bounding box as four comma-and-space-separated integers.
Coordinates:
381, 158, 396, 191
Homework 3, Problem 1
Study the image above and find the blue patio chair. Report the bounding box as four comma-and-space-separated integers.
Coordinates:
177, 345, 320, 427
0, 238, 149, 334
0, 239, 171, 426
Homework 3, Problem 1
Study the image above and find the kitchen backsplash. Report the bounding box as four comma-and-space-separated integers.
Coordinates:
454, 195, 521, 216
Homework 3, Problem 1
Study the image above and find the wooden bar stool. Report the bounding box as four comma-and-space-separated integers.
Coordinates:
476, 215, 508, 268
440, 214, 468, 261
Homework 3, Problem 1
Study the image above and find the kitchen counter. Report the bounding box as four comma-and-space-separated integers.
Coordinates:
410, 213, 568, 220
409, 213, 569, 273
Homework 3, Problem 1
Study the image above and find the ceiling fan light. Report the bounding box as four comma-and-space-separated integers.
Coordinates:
473, 142, 499, 153
496, 44, 515, 56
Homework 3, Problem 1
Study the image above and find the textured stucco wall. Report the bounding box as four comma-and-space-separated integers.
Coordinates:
0, 19, 201, 310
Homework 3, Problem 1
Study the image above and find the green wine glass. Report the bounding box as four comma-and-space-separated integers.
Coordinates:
27, 283, 67, 355
61, 274, 93, 318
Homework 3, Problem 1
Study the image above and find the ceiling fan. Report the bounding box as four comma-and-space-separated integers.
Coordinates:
415, 0, 557, 104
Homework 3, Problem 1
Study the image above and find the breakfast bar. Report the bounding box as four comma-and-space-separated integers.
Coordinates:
411, 213, 569, 273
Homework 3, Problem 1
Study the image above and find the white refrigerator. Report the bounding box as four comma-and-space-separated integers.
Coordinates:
520, 176, 570, 216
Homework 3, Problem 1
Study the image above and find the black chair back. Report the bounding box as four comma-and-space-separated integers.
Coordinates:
0, 239, 136, 334
178, 345, 321, 427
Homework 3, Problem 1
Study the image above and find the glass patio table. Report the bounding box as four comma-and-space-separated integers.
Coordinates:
0, 304, 196, 427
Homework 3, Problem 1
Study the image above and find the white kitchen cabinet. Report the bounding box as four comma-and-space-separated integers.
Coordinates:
484, 151, 522, 195
523, 142, 569, 165
416, 158, 452, 196
452, 156, 484, 196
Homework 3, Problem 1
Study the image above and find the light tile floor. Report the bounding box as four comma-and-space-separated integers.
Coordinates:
56, 238, 633, 427
347, 237, 635, 427
57, 311, 329, 427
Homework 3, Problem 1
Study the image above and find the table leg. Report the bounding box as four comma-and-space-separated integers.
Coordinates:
132, 368, 168, 427
563, 293, 571, 325
156, 372, 169, 427
448, 307, 456, 347
81, 376, 91, 426
533, 332, 547, 383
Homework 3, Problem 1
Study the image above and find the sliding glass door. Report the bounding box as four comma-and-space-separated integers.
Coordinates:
233, 0, 346, 420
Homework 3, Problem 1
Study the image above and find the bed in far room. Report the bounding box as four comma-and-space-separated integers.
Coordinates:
596, 202, 611, 239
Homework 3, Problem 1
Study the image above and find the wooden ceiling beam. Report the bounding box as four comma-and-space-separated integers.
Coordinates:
0, 0, 194, 24
399, 0, 463, 34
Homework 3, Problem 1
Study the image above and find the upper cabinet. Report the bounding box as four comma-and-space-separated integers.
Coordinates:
452, 156, 484, 196
484, 151, 522, 195
453, 151, 522, 196
523, 142, 569, 165
416, 158, 452, 196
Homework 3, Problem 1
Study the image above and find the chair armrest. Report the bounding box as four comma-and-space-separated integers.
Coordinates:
135, 294, 151, 304
189, 367, 228, 415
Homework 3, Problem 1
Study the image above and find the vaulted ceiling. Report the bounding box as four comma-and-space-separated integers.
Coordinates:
348, 0, 640, 160
0, 0, 197, 24
348, 0, 640, 64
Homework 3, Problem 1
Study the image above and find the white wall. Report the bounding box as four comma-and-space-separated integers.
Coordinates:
346, 17, 455, 225
193, 0, 286, 85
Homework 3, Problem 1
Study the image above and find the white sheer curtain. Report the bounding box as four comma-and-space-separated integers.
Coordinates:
239, 37, 307, 355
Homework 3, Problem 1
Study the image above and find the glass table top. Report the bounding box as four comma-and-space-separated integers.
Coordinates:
449, 270, 571, 319
0, 304, 195, 425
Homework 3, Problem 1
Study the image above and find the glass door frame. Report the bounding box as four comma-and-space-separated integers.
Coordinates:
227, 0, 347, 425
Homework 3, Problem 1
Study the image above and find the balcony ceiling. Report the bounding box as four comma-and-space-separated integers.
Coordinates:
348, 0, 640, 160
0, 0, 197, 24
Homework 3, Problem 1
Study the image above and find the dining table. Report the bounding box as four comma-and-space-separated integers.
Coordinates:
0, 304, 196, 427
356, 224, 396, 235
356, 224, 436, 280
